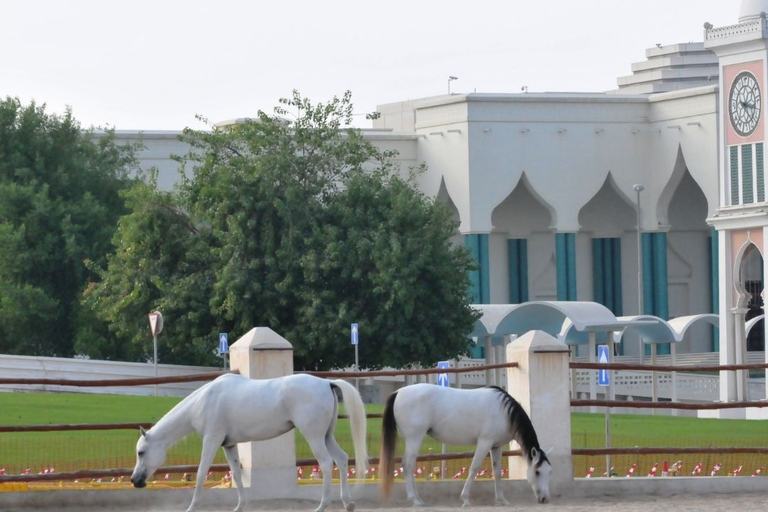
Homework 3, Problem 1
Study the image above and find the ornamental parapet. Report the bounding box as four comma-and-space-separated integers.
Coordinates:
705, 19, 768, 42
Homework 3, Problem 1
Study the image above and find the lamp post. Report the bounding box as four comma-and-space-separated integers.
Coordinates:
448, 76, 458, 94
633, 184, 645, 316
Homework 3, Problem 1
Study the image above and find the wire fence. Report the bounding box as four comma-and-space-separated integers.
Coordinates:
3, 360, 768, 486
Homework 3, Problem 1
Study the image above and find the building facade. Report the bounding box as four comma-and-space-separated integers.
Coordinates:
124, 2, 767, 373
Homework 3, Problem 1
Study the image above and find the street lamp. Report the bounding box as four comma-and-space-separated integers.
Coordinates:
633, 184, 645, 315
448, 76, 458, 94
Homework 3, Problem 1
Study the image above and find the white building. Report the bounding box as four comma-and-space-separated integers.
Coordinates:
122, 1, 768, 405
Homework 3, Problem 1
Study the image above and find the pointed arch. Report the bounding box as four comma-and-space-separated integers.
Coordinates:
490, 173, 556, 236
733, 239, 763, 308
578, 172, 637, 237
658, 145, 711, 228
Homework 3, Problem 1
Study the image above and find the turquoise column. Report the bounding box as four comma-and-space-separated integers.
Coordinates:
464, 234, 490, 304
520, 240, 529, 302
507, 239, 529, 303
465, 234, 489, 359
640, 232, 670, 355
602, 239, 614, 311
556, 234, 568, 301
653, 232, 670, 355
592, 239, 604, 305
709, 228, 719, 352
556, 233, 577, 301
592, 238, 623, 316
566, 233, 577, 300
642, 232, 654, 316
611, 238, 623, 316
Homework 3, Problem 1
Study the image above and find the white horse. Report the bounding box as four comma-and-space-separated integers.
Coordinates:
130, 373, 368, 512
379, 384, 552, 507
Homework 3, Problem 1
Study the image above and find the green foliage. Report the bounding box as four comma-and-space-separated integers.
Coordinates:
173, 90, 477, 369
0, 97, 138, 356
299, 168, 479, 369
82, 91, 477, 368
82, 174, 222, 365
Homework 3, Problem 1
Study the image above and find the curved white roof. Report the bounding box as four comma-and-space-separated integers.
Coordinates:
469, 301, 618, 340
740, 0, 768, 22
746, 314, 764, 337
611, 314, 720, 345
667, 314, 719, 340
468, 303, 726, 348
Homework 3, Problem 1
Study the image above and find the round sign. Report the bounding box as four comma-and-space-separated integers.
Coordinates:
148, 311, 164, 337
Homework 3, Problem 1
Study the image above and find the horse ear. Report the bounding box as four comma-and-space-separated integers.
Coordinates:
545, 446, 554, 456
531, 447, 540, 461
140, 426, 147, 438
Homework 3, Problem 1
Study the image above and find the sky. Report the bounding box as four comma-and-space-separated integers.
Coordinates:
2, 0, 739, 131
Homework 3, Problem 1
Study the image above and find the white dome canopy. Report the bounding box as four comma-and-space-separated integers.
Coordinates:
740, 0, 768, 22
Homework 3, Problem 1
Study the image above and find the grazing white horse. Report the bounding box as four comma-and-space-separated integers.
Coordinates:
130, 373, 368, 512
380, 384, 552, 507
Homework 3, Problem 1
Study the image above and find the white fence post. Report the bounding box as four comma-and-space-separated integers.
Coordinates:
229, 327, 297, 498
505, 330, 573, 492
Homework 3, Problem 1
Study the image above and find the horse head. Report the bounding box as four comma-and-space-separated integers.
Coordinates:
526, 446, 552, 504
130, 426, 167, 488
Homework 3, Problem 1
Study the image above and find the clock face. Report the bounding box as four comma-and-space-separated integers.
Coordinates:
729, 71, 762, 137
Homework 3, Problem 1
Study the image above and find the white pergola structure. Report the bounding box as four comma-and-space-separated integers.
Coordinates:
468, 302, 654, 395
466, 303, 768, 413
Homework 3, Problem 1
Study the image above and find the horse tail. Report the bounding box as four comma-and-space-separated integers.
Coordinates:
380, 389, 399, 501
331, 379, 368, 480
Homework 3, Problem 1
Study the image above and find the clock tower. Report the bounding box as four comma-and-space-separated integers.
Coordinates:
706, 1, 768, 415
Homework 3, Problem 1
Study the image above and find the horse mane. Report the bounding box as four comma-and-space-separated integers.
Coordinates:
488, 386, 549, 467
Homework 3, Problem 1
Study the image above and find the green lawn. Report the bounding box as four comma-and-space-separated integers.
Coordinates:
1, 393, 767, 478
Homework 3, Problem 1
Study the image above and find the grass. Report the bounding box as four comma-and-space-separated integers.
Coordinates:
2, 393, 768, 478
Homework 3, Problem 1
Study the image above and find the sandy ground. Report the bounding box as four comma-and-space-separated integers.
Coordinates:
10, 493, 768, 512
210, 494, 768, 511
5, 479, 768, 511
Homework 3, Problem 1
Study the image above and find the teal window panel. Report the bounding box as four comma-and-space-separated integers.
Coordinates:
742, 144, 754, 204
464, 234, 490, 304
507, 239, 529, 303
757, 143, 765, 203
731, 146, 740, 205
592, 238, 622, 316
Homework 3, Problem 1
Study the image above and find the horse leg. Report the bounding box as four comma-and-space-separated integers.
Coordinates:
223, 445, 245, 512
306, 435, 336, 512
402, 434, 426, 506
187, 436, 222, 512
459, 440, 493, 507
326, 432, 355, 512
490, 445, 509, 506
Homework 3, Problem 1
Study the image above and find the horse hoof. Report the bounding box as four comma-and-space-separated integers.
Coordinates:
345, 502, 355, 512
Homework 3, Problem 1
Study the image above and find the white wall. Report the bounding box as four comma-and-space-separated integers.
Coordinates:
0, 354, 222, 397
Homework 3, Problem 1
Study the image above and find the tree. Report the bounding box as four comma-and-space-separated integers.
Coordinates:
81, 175, 223, 366
0, 97, 138, 356
298, 167, 480, 369
86, 91, 478, 368
177, 90, 478, 369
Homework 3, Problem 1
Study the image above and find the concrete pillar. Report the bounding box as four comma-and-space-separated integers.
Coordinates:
718, 229, 737, 403
505, 330, 573, 492
229, 327, 296, 497
731, 306, 749, 401
484, 336, 494, 386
